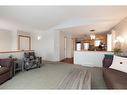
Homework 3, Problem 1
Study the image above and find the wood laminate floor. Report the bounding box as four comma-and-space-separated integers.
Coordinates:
60, 58, 73, 64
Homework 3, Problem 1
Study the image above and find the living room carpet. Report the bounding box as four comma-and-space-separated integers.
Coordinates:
0, 61, 106, 89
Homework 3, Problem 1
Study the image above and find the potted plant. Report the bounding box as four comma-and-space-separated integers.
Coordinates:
9, 55, 14, 58
113, 48, 122, 55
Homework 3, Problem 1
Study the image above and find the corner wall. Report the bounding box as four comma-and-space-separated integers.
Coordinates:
31, 30, 74, 62
31, 30, 60, 61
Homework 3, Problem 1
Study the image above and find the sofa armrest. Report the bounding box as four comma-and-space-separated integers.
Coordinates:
0, 58, 14, 68
0, 58, 14, 77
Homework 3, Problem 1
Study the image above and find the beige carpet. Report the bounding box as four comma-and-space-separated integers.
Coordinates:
0, 61, 106, 89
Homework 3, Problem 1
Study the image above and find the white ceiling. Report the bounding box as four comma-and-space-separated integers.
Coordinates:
59, 18, 122, 37
0, 6, 127, 37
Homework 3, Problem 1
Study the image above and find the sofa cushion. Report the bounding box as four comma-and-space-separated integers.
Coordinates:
0, 67, 9, 75
103, 68, 127, 89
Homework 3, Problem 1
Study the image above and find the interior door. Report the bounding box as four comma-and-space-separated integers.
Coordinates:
64, 37, 67, 58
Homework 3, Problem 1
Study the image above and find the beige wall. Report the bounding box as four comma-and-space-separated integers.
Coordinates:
31, 30, 56, 61
112, 17, 127, 54
0, 30, 13, 51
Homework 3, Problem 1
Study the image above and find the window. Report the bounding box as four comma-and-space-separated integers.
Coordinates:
95, 40, 101, 46
18, 35, 31, 50
76, 42, 81, 51
84, 43, 89, 50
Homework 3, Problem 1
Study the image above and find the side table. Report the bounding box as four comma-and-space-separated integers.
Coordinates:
13, 59, 24, 76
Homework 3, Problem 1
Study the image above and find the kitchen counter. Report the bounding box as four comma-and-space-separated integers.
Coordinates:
74, 51, 113, 67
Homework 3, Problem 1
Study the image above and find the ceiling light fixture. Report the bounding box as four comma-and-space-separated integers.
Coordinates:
90, 29, 96, 40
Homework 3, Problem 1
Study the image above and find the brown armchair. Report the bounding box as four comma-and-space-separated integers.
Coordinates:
0, 58, 14, 84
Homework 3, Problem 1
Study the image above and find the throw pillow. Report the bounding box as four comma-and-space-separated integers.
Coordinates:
103, 54, 114, 68
110, 55, 127, 73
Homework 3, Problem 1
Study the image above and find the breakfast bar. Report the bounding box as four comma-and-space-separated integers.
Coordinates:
74, 51, 113, 67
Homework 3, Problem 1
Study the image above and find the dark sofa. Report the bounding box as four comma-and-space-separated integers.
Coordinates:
0, 58, 14, 84
103, 68, 127, 89
102, 54, 127, 89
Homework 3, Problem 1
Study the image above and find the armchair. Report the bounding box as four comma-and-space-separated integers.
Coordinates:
24, 52, 42, 71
